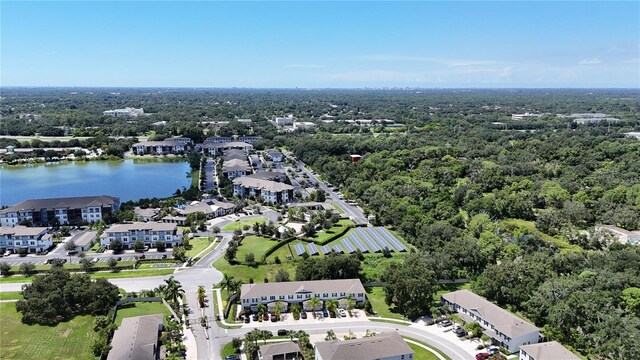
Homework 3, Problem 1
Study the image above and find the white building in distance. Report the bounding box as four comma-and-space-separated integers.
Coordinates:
103, 107, 145, 117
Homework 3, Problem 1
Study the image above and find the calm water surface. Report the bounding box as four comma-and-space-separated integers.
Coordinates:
0, 160, 191, 206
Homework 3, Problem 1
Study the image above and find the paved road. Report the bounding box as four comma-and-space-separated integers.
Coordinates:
203, 158, 216, 191
284, 151, 368, 224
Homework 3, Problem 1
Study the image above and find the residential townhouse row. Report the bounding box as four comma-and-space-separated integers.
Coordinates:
233, 174, 294, 204
0, 226, 53, 254
240, 278, 366, 313
0, 195, 120, 227
99, 222, 183, 249
131, 137, 192, 155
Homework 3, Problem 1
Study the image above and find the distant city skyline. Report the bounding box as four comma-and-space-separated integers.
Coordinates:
2, 1, 639, 88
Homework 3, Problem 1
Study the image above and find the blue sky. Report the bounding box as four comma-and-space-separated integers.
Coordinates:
2, 1, 639, 88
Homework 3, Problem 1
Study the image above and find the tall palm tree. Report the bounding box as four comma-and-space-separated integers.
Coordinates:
274, 300, 284, 320
197, 285, 206, 308
290, 303, 301, 316
229, 279, 244, 295
346, 295, 355, 316
220, 274, 235, 299
309, 297, 321, 318
257, 303, 267, 318
326, 299, 339, 317
164, 276, 185, 305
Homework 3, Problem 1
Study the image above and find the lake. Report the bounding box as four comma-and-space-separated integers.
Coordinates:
0, 159, 191, 206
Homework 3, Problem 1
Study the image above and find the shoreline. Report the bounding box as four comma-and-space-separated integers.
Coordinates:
0, 155, 189, 168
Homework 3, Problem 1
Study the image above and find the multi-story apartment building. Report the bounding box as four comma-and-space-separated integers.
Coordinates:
0, 226, 52, 253
598, 225, 640, 245
131, 141, 189, 155
233, 176, 294, 204
221, 159, 252, 179
240, 279, 366, 312
203, 141, 253, 156
99, 222, 183, 249
315, 332, 413, 360
0, 195, 120, 227
203, 136, 260, 144
103, 107, 145, 117
519, 341, 580, 360
441, 289, 540, 353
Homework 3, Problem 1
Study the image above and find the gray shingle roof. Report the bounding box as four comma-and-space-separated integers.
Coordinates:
1, 195, 119, 213
520, 341, 581, 360
107, 314, 163, 360
241, 279, 365, 300
315, 332, 412, 360
442, 289, 539, 338
233, 176, 293, 192
68, 230, 97, 247
258, 342, 301, 360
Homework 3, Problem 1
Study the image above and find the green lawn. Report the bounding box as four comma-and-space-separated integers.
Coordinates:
0, 268, 175, 284
221, 342, 239, 358
0, 291, 22, 300
0, 302, 98, 360
222, 217, 267, 231
331, 203, 345, 214
186, 236, 214, 257
213, 256, 296, 284
310, 219, 354, 243
366, 286, 406, 320
404, 337, 451, 360
236, 236, 279, 264
114, 301, 172, 326
190, 170, 200, 188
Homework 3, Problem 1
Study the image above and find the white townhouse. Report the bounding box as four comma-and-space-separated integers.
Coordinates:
519, 341, 581, 360
598, 225, 640, 245
221, 159, 252, 179
233, 176, 294, 204
203, 141, 253, 156
132, 141, 188, 155
100, 222, 183, 249
0, 196, 120, 227
161, 200, 235, 225
441, 289, 541, 354
240, 279, 366, 312
0, 226, 52, 254
315, 332, 413, 360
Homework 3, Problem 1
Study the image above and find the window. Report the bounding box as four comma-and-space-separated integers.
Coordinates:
297, 295, 302, 299
270, 296, 276, 301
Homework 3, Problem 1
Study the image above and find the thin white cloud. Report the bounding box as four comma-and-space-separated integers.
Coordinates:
579, 58, 601, 65
283, 64, 324, 68
623, 58, 640, 63
362, 54, 510, 67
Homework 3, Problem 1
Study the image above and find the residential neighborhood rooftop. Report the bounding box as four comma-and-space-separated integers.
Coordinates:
241, 278, 365, 300
0, 195, 119, 212
104, 222, 178, 233
520, 341, 581, 360
0, 225, 49, 236
107, 314, 163, 360
315, 332, 412, 360
233, 176, 294, 192
67, 230, 97, 248
442, 289, 539, 339
258, 342, 301, 360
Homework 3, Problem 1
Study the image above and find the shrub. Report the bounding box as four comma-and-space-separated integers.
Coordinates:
19, 262, 36, 276
0, 262, 11, 276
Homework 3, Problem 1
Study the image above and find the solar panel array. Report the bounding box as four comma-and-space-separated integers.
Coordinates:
294, 243, 306, 256
332, 244, 344, 253
307, 243, 319, 255
321, 245, 331, 255
340, 238, 356, 253
349, 234, 369, 253
355, 227, 381, 252
377, 227, 406, 251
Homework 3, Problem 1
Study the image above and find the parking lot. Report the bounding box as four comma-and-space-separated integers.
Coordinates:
0, 252, 172, 266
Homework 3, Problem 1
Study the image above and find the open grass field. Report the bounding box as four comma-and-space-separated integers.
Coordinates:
309, 219, 354, 243
222, 217, 267, 231
236, 236, 279, 263
0, 268, 175, 284
0, 302, 98, 360
213, 256, 296, 284
186, 236, 214, 257
0, 291, 22, 300
114, 301, 172, 326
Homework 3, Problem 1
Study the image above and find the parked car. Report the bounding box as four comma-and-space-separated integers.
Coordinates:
270, 314, 277, 322
225, 355, 240, 360
487, 347, 499, 355
244, 316, 250, 323
161, 254, 167, 259
91, 258, 100, 263
139, 254, 145, 260
116, 257, 122, 261
300, 311, 307, 319
252, 313, 259, 321
475, 353, 490, 360
454, 327, 467, 337
338, 309, 347, 317
440, 319, 453, 327
322, 309, 329, 318
277, 329, 288, 336
263, 313, 269, 321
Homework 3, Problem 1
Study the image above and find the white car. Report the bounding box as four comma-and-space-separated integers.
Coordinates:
338, 309, 347, 317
